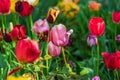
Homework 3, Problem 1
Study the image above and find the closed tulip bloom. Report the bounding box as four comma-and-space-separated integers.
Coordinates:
32, 19, 49, 34
15, 1, 34, 17
88, 1, 101, 11
9, 25, 27, 40
89, 17, 105, 36
102, 51, 120, 70
0, 0, 10, 14
87, 34, 97, 46
48, 41, 61, 57
10, 0, 18, 13
92, 76, 100, 80
116, 34, 120, 42
16, 39, 40, 63
112, 11, 120, 24
50, 24, 73, 46
47, 7, 60, 23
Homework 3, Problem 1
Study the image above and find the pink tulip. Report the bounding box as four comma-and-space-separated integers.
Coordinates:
16, 39, 40, 63
50, 24, 73, 46
32, 19, 49, 34
48, 41, 61, 57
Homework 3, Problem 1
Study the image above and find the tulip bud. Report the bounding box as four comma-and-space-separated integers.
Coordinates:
87, 34, 97, 46
89, 17, 105, 36
92, 76, 100, 80
112, 11, 120, 24
116, 34, 120, 42
48, 41, 61, 57
88, 1, 101, 11
47, 7, 60, 23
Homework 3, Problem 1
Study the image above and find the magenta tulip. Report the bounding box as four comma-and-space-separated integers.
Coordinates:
48, 41, 61, 57
50, 24, 73, 46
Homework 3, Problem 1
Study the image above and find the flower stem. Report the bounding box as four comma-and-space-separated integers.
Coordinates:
115, 70, 119, 80
29, 15, 34, 39
1, 15, 5, 29
115, 26, 117, 49
25, 18, 30, 37
62, 47, 67, 67
96, 38, 99, 75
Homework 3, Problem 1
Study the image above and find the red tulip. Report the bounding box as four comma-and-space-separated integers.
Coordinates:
16, 39, 40, 63
48, 41, 61, 57
112, 11, 120, 24
9, 25, 27, 40
16, 1, 34, 17
0, 0, 10, 14
102, 51, 120, 70
89, 17, 105, 36
50, 24, 73, 46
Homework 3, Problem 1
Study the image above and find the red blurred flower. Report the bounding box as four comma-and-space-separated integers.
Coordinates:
16, 39, 40, 63
0, 0, 10, 14
48, 41, 61, 57
50, 24, 73, 46
16, 1, 34, 17
102, 51, 120, 70
89, 17, 105, 36
9, 25, 27, 40
112, 11, 120, 24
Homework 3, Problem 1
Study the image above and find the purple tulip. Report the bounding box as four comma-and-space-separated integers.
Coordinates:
87, 34, 97, 46
116, 34, 120, 41
92, 76, 100, 80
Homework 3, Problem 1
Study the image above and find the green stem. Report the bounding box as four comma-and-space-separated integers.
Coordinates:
29, 15, 34, 39
115, 26, 117, 49
96, 38, 99, 75
25, 18, 30, 37
62, 47, 67, 67
1, 15, 5, 29
115, 70, 119, 80
91, 47, 94, 76
45, 42, 48, 74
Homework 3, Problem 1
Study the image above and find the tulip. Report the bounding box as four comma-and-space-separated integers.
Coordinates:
9, 25, 27, 40
92, 76, 100, 80
10, 0, 18, 13
57, 0, 80, 18
47, 7, 60, 23
15, 1, 34, 17
16, 39, 40, 63
48, 41, 61, 57
50, 24, 73, 46
102, 51, 120, 70
89, 17, 105, 36
112, 11, 120, 24
87, 34, 97, 46
88, 1, 101, 11
32, 19, 49, 34
116, 34, 120, 42
0, 0, 10, 14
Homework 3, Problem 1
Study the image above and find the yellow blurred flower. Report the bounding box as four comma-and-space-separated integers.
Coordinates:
44, 54, 52, 60
7, 73, 35, 80
24, 0, 39, 6
88, 1, 101, 11
7, 76, 28, 80
57, 0, 80, 18
10, 0, 18, 13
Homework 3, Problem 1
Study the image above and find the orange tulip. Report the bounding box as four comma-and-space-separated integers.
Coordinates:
88, 1, 101, 11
